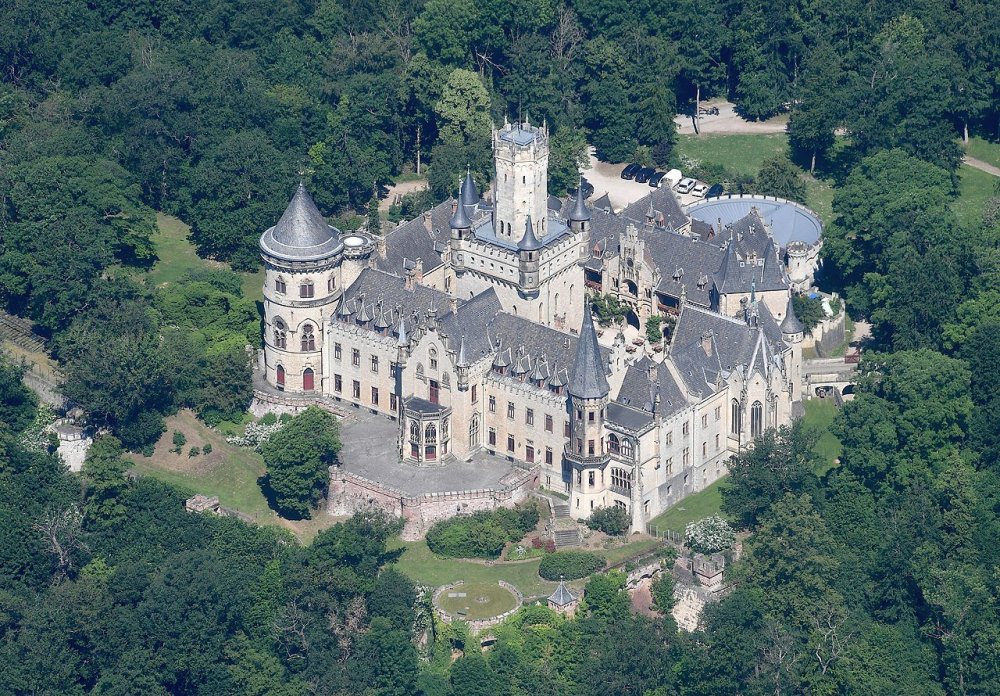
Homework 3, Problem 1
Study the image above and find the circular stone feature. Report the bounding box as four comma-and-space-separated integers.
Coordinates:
343, 235, 366, 248
436, 582, 519, 621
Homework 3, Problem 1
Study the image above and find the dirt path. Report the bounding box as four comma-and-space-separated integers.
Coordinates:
674, 100, 789, 136
380, 178, 429, 212
963, 155, 1000, 177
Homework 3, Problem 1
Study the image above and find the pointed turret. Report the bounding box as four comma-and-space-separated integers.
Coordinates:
780, 295, 804, 336
517, 215, 543, 251
457, 336, 468, 366
568, 180, 591, 222
461, 167, 479, 206
396, 318, 408, 347
569, 304, 609, 399
450, 184, 472, 230
260, 183, 343, 261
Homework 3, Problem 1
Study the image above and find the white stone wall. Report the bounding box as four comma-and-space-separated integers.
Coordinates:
325, 321, 399, 417
493, 128, 549, 243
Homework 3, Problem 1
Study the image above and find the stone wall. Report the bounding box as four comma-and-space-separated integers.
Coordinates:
328, 465, 539, 540
433, 580, 524, 634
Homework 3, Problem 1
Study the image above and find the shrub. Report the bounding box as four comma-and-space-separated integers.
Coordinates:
587, 505, 630, 536
260, 412, 278, 426
188, 446, 200, 457
140, 444, 155, 457
685, 515, 736, 554
172, 431, 186, 453
426, 503, 540, 559
202, 443, 212, 455
538, 550, 605, 580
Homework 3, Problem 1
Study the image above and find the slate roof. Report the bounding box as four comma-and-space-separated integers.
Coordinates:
259, 184, 344, 262
548, 580, 577, 607
461, 169, 479, 207
606, 401, 655, 432
375, 200, 452, 276
517, 216, 543, 251
780, 295, 804, 334
568, 304, 610, 399
620, 186, 688, 231
688, 196, 823, 248
338, 268, 454, 340
616, 356, 690, 419
438, 289, 504, 365
569, 184, 591, 222
713, 224, 788, 295
471, 216, 571, 253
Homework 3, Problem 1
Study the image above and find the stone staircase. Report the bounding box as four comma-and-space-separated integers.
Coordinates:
553, 529, 581, 548
553, 503, 571, 519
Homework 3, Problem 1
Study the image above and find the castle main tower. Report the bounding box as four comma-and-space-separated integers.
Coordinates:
493, 121, 549, 244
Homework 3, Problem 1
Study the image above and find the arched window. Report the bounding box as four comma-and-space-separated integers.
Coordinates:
538, 304, 544, 323
731, 399, 741, 435
276, 364, 285, 388
273, 319, 287, 349
441, 418, 449, 441
469, 414, 480, 447
410, 420, 420, 443
621, 438, 634, 459
303, 367, 314, 391
425, 423, 437, 444
611, 468, 631, 492
750, 401, 763, 438
300, 324, 315, 351
299, 279, 314, 298
554, 293, 559, 313
275, 277, 286, 294
608, 434, 620, 454
429, 347, 438, 371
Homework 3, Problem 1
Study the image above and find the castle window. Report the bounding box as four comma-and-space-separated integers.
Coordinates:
429, 380, 440, 404
666, 431, 673, 446
588, 440, 595, 456
526, 445, 534, 463
352, 349, 360, 366
715, 434, 720, 451
611, 468, 631, 492
472, 385, 478, 403
526, 408, 534, 426
701, 414, 708, 428
410, 420, 420, 443
588, 411, 595, 423
300, 324, 315, 351
507, 434, 515, 452
303, 368, 314, 391
334, 343, 342, 360
751, 401, 763, 438
470, 414, 480, 447
276, 364, 285, 389
545, 447, 553, 465
731, 399, 741, 435
299, 279, 314, 298
352, 380, 361, 399
620, 438, 634, 459
371, 387, 379, 405
545, 414, 553, 432
715, 406, 721, 421
275, 277, 286, 294
507, 402, 515, 419
702, 442, 707, 457
608, 434, 620, 454
682, 422, 689, 436
425, 423, 437, 444
273, 319, 287, 349
683, 447, 689, 466
371, 355, 379, 373
588, 471, 595, 486
489, 427, 496, 446
334, 374, 342, 392
327, 275, 336, 292
489, 395, 496, 413
429, 347, 438, 371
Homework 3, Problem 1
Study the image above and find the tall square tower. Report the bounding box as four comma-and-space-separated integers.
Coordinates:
493, 121, 549, 244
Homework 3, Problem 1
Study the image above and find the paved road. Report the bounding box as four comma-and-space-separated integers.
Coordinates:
963, 155, 1000, 177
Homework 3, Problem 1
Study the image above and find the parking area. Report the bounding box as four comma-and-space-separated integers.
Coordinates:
580, 149, 708, 212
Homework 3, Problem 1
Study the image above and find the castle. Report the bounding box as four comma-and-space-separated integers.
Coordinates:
258, 121, 808, 536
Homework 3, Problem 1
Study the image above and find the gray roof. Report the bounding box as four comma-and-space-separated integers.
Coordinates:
569, 184, 591, 222
339, 267, 454, 340
471, 215, 571, 253
375, 200, 451, 276
518, 216, 542, 251
617, 356, 689, 419
568, 304, 609, 399
606, 401, 655, 432
548, 580, 576, 606
780, 296, 804, 334
499, 126, 540, 146
713, 215, 788, 295
621, 186, 688, 231
439, 289, 504, 364
461, 169, 479, 206
450, 194, 472, 230
688, 196, 823, 248
259, 184, 343, 262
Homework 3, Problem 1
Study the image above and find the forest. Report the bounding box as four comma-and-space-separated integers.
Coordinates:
0, 0, 999, 692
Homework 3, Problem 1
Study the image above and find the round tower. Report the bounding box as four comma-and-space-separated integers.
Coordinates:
493, 120, 549, 244
340, 230, 375, 290
259, 184, 344, 393
517, 215, 542, 299
786, 241, 810, 290
449, 179, 474, 273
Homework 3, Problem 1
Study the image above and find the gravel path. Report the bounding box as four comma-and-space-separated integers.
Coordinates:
674, 100, 789, 136
963, 155, 1000, 177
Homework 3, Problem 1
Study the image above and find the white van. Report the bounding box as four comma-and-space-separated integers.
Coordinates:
676, 177, 696, 194
664, 169, 683, 189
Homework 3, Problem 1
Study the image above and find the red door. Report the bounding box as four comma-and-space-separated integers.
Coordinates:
303, 368, 314, 391
429, 380, 439, 404
276, 365, 285, 389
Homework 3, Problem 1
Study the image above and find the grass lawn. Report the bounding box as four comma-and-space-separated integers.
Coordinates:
437, 582, 519, 620
676, 133, 834, 223
599, 536, 664, 566
389, 539, 559, 599
148, 213, 264, 302
965, 136, 1000, 169
647, 478, 727, 535
127, 410, 337, 542
802, 398, 843, 476
953, 164, 996, 229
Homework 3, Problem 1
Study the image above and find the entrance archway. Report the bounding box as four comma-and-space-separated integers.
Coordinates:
626, 309, 641, 330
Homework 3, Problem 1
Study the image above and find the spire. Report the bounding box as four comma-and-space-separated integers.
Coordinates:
461, 167, 479, 206
518, 215, 543, 251
449, 183, 472, 230
457, 336, 468, 366
568, 179, 591, 222
569, 303, 609, 399
780, 295, 804, 335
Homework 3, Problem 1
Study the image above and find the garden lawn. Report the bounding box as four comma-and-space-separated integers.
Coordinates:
647, 478, 727, 535
437, 582, 519, 620
965, 136, 1000, 169
676, 133, 834, 223
599, 537, 664, 566
952, 164, 996, 229
802, 398, 842, 476
147, 213, 264, 301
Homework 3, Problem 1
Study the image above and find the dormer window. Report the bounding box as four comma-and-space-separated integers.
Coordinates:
300, 279, 314, 298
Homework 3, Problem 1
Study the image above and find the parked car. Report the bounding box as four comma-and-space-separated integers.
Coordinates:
676, 177, 696, 194
664, 169, 683, 189
621, 163, 641, 179
569, 178, 595, 198
705, 183, 724, 199
648, 171, 666, 188
692, 183, 709, 197
635, 167, 656, 183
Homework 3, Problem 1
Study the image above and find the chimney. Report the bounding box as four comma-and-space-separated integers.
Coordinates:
404, 270, 414, 292
647, 361, 657, 383
449, 297, 459, 315
413, 258, 424, 283
422, 211, 433, 233
701, 331, 713, 356
376, 236, 387, 259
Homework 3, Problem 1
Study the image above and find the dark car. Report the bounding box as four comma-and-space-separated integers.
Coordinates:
634, 167, 656, 183
621, 163, 641, 179
569, 178, 595, 198
705, 183, 725, 198
648, 171, 666, 188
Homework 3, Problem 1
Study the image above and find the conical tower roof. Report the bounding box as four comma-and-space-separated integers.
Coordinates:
518, 215, 543, 251
460, 167, 479, 206
259, 183, 343, 261
569, 181, 591, 222
569, 303, 609, 399
780, 295, 804, 334
449, 187, 472, 229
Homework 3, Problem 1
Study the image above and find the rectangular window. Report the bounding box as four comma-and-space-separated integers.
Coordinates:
588, 439, 595, 456
683, 447, 690, 466
577, 409, 583, 421
472, 385, 478, 404
507, 402, 515, 419
430, 356, 438, 370
488, 428, 496, 446
682, 422, 689, 436
372, 387, 379, 405
429, 380, 439, 404
526, 446, 534, 463
576, 438, 583, 454
507, 434, 515, 452
334, 343, 342, 360
488, 395, 496, 413
371, 355, 379, 373
666, 431, 673, 446
352, 380, 361, 399
702, 442, 707, 457
666, 485, 672, 496
665, 457, 673, 474
545, 414, 553, 432
715, 434, 720, 451
588, 411, 595, 422
545, 447, 553, 465
588, 471, 595, 487
390, 394, 397, 411
328, 276, 336, 292
564, 421, 570, 437
334, 374, 342, 393
352, 349, 360, 367
275, 278, 286, 294
701, 414, 708, 428
576, 470, 582, 485
715, 406, 721, 421
526, 408, 534, 426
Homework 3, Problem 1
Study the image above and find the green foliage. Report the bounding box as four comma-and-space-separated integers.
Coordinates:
538, 550, 605, 581
425, 503, 539, 559
172, 432, 186, 449
586, 505, 630, 536
650, 572, 675, 613
644, 316, 663, 344
188, 446, 200, 457
82, 436, 130, 529
0, 358, 38, 433
792, 294, 825, 332
589, 293, 628, 326
755, 156, 807, 204
260, 406, 341, 519
202, 443, 212, 455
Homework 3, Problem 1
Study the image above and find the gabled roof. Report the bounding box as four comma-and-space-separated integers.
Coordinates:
568, 304, 609, 399
616, 356, 690, 418
375, 200, 451, 276
259, 184, 343, 261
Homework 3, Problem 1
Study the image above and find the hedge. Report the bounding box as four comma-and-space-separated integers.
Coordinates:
538, 550, 606, 580
426, 503, 540, 559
